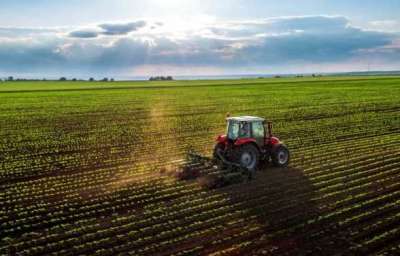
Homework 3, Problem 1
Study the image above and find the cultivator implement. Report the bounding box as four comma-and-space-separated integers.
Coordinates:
175, 150, 252, 189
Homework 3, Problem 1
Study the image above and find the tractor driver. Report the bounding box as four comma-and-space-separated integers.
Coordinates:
240, 122, 250, 137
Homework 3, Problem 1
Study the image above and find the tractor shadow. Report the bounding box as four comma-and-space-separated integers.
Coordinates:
174, 160, 354, 255
206, 166, 324, 255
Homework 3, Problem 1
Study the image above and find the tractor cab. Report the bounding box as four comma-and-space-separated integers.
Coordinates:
227, 116, 266, 147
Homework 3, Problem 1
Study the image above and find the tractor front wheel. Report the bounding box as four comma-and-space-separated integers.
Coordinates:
238, 144, 259, 171
271, 144, 290, 167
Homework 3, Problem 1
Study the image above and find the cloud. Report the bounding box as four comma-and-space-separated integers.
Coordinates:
0, 39, 65, 73
0, 16, 399, 76
99, 21, 147, 35
236, 23, 393, 65
266, 16, 349, 33
0, 26, 61, 38
69, 30, 99, 38
368, 20, 400, 32
67, 20, 147, 38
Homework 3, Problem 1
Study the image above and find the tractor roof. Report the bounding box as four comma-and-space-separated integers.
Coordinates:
226, 116, 265, 122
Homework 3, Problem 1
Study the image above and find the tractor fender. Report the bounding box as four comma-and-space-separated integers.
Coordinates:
271, 142, 284, 152
271, 143, 290, 158
264, 141, 284, 159
267, 136, 281, 145
216, 134, 227, 143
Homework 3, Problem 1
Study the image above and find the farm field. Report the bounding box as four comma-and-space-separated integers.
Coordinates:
1, 76, 400, 255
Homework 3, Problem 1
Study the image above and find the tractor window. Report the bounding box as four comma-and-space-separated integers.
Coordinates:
252, 121, 265, 138
228, 121, 239, 140
239, 122, 250, 138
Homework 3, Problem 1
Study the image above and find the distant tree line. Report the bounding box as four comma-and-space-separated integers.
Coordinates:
59, 77, 115, 82
0, 76, 116, 82
0, 74, 325, 82
0, 76, 49, 82
149, 76, 173, 81
0, 76, 16, 81
255, 74, 323, 79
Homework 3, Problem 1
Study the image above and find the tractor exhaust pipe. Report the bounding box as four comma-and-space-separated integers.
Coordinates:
267, 121, 273, 137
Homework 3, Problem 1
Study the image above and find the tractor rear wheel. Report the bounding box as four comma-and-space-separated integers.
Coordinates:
271, 144, 290, 167
238, 144, 259, 171
213, 143, 227, 169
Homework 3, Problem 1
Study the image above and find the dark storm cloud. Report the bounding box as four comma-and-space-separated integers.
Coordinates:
0, 16, 399, 75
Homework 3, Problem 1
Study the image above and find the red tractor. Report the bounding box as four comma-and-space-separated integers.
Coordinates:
213, 116, 290, 171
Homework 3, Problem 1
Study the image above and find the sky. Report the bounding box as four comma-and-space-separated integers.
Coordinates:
0, 0, 399, 78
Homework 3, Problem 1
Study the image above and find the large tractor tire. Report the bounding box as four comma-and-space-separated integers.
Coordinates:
238, 144, 260, 171
271, 144, 290, 167
213, 143, 227, 169
213, 143, 225, 158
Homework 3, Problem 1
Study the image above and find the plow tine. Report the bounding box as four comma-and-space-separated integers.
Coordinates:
176, 151, 213, 180
187, 152, 212, 164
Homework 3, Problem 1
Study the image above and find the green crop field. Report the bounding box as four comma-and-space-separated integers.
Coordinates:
1, 76, 400, 255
